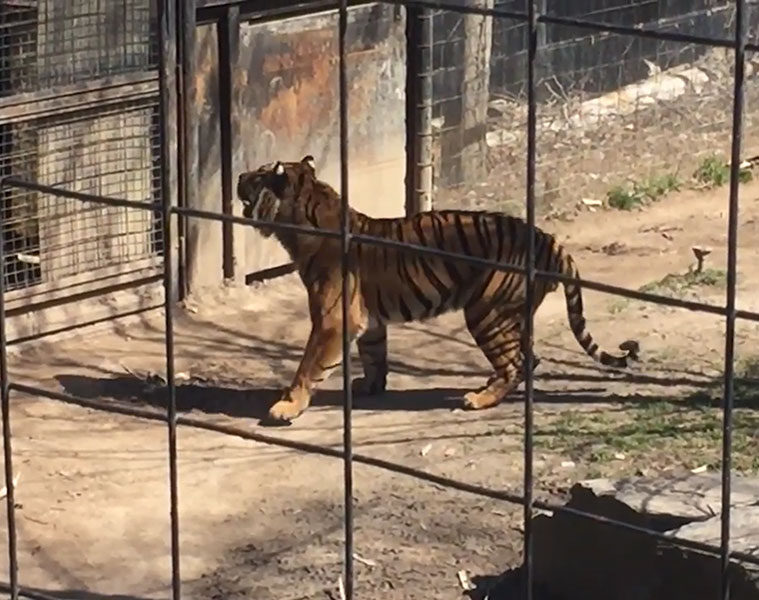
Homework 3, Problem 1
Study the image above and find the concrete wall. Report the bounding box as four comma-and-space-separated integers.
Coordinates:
191, 4, 407, 291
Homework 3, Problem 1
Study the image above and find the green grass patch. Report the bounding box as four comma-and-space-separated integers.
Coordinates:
693, 154, 753, 188
536, 400, 759, 475
606, 173, 681, 210
638, 268, 726, 297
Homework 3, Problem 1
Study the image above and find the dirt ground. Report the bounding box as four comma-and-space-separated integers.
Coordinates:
0, 177, 758, 599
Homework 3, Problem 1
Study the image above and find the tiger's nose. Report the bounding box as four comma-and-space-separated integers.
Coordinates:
236, 174, 247, 197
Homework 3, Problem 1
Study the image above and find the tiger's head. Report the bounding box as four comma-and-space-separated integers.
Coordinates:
236, 155, 317, 236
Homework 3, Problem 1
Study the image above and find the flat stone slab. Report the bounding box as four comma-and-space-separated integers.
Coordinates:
671, 505, 759, 559
577, 471, 759, 522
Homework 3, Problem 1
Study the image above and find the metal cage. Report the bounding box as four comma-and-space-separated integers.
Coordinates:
0, 1, 757, 599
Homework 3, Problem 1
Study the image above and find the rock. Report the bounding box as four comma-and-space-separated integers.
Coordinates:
578, 471, 759, 521
530, 470, 759, 600
670, 505, 759, 557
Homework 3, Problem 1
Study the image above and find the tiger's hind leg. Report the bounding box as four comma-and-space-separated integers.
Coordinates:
463, 306, 527, 410
352, 317, 388, 397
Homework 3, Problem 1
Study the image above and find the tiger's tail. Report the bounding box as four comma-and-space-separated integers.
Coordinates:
558, 253, 634, 368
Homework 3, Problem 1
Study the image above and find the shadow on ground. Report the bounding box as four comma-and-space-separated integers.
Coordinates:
1, 585, 156, 600
467, 568, 564, 600
52, 368, 732, 429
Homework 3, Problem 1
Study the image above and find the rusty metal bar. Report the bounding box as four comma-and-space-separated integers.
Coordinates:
176, 0, 197, 300
720, 0, 747, 597
0, 189, 19, 600
337, 0, 355, 598
160, 1, 182, 598
522, 1, 538, 598
218, 5, 241, 281
7, 380, 759, 570
4, 176, 759, 327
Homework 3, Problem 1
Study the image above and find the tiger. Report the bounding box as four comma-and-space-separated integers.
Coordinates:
236, 155, 637, 424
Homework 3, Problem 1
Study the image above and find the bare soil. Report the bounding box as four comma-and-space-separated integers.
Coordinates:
1, 178, 759, 599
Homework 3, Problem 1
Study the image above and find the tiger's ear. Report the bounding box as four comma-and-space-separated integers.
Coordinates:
273, 162, 285, 176
301, 155, 316, 173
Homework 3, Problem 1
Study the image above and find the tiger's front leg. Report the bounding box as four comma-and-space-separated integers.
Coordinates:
268, 322, 345, 423
268, 274, 367, 423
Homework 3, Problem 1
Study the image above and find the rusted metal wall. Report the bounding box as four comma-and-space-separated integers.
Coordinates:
192, 4, 407, 289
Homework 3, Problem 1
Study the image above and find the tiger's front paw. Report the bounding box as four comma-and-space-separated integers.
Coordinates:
267, 400, 302, 423
351, 376, 385, 397
267, 395, 306, 424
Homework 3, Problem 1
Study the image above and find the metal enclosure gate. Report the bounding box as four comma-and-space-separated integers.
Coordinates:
0, 1, 165, 337
0, 1, 758, 599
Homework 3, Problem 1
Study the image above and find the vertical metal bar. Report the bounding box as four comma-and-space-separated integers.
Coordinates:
522, 1, 538, 599
158, 0, 181, 598
177, 0, 197, 299
174, 0, 188, 300
218, 6, 240, 281
536, 0, 547, 48
405, 7, 433, 215
405, 5, 419, 214
720, 1, 746, 598
338, 1, 354, 600
0, 186, 18, 600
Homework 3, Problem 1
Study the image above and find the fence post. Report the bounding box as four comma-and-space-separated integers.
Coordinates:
176, 0, 197, 300
218, 6, 241, 282
405, 6, 433, 214
0, 185, 18, 600
459, 0, 494, 183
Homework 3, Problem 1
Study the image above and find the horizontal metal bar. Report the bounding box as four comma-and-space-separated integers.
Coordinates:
1, 178, 163, 214
378, 0, 759, 51
200, 0, 372, 23
172, 205, 344, 240
199, 0, 756, 53
349, 232, 759, 323
0, 72, 159, 126
8, 381, 759, 568
0, 583, 61, 600
176, 208, 759, 323
9, 305, 162, 347
6, 275, 162, 320
6, 179, 758, 325
245, 263, 298, 284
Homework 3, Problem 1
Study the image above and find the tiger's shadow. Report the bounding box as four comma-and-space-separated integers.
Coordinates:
53, 372, 617, 426
55, 373, 476, 424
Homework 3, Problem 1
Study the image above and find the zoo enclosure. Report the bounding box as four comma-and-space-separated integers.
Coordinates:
0, 1, 757, 599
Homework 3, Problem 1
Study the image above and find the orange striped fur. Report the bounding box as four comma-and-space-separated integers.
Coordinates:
237, 155, 634, 423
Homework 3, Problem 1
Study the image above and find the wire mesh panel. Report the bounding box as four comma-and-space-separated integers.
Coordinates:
0, 119, 38, 290
35, 102, 161, 282
0, 0, 155, 96
431, 0, 757, 213
0, 0, 162, 298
